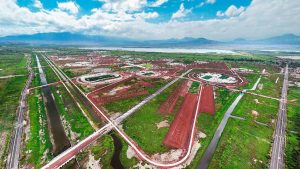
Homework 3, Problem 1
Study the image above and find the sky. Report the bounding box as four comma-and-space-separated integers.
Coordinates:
0, 0, 299, 40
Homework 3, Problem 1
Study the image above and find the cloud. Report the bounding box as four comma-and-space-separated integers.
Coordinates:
217, 5, 245, 17
0, 0, 300, 41
99, 0, 147, 12
151, 0, 168, 7
135, 11, 159, 19
198, 0, 216, 8
33, 0, 43, 9
206, 0, 216, 4
57, 1, 79, 14
171, 3, 192, 19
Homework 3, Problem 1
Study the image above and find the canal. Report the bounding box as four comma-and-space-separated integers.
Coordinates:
110, 133, 124, 169
36, 55, 71, 156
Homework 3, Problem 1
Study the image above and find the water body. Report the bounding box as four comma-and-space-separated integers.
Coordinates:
81, 47, 237, 54
110, 133, 124, 169
36, 55, 71, 156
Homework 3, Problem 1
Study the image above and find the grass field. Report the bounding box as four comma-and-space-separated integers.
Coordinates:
90, 134, 114, 169
109, 51, 273, 63
285, 86, 300, 169
104, 79, 168, 114
186, 88, 239, 168
122, 80, 183, 154
207, 94, 279, 168
254, 74, 283, 98
21, 88, 53, 168
51, 85, 94, 141
231, 94, 279, 124
209, 119, 273, 169
0, 52, 28, 168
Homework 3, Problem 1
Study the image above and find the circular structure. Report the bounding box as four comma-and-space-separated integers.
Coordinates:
137, 70, 160, 77
78, 73, 122, 85
197, 72, 237, 84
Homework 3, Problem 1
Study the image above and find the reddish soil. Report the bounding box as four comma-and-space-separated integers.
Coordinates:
163, 93, 198, 149
199, 85, 216, 115
88, 76, 151, 105
158, 80, 189, 114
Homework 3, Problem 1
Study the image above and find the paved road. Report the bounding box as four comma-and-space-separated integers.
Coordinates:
42, 55, 192, 168
6, 55, 33, 169
197, 71, 264, 169
270, 64, 289, 169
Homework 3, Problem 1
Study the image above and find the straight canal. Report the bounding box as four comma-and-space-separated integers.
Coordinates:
36, 55, 71, 156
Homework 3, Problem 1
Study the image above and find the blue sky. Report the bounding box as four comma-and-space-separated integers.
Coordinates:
0, 0, 299, 40
16, 0, 252, 22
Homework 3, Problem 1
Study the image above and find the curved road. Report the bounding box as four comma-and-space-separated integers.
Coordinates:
42, 55, 203, 168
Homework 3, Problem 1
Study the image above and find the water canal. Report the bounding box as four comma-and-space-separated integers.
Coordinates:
36, 55, 71, 156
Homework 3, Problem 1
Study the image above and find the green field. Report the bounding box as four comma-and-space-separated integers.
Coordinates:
254, 74, 283, 98
122, 80, 183, 154
285, 86, 300, 169
0, 52, 28, 168
21, 88, 52, 168
104, 79, 168, 114
231, 94, 279, 124
209, 119, 273, 169
51, 84, 94, 141
208, 94, 279, 168
187, 88, 239, 168
109, 51, 273, 63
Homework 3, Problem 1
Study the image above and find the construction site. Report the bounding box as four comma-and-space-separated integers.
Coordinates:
4, 49, 291, 169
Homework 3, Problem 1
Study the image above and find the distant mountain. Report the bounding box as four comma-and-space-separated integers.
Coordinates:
0, 32, 135, 46
258, 34, 300, 45
140, 37, 219, 47
229, 34, 300, 45
0, 32, 299, 46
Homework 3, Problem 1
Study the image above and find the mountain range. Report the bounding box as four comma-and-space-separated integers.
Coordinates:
0, 32, 299, 47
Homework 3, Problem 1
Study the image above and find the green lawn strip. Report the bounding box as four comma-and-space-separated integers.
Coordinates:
90, 134, 114, 169
231, 94, 279, 124
209, 119, 272, 169
51, 85, 94, 141
118, 134, 138, 168
43, 67, 60, 84
23, 89, 52, 167
122, 80, 182, 154
189, 81, 200, 94
285, 131, 300, 169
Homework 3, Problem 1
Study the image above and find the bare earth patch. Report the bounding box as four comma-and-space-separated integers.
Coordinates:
126, 146, 136, 159
258, 84, 263, 90
252, 110, 259, 119
86, 152, 101, 169
254, 99, 260, 104
156, 120, 170, 129
0, 132, 7, 158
